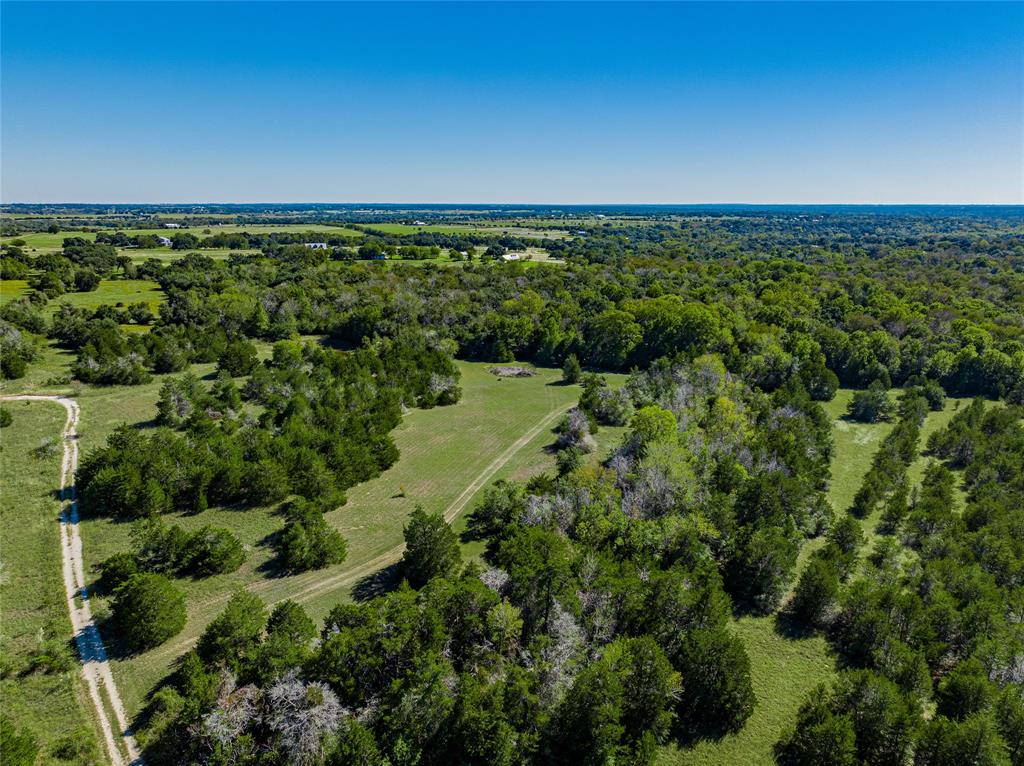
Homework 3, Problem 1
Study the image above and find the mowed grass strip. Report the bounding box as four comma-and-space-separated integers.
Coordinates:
0, 400, 103, 764
661, 391, 969, 766
660, 389, 890, 766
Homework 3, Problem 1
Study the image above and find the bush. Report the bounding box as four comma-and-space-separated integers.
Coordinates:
0, 407, 11, 428
790, 556, 841, 628
196, 590, 267, 670
556, 445, 585, 476
50, 729, 95, 761
182, 526, 245, 577
674, 627, 756, 736
218, 338, 259, 377
0, 716, 39, 766
26, 639, 75, 674
112, 573, 187, 651
1, 352, 27, 379
562, 353, 582, 384
98, 552, 139, 593
847, 381, 896, 423
276, 503, 348, 573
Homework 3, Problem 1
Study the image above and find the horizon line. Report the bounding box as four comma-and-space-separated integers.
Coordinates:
4, 201, 1023, 207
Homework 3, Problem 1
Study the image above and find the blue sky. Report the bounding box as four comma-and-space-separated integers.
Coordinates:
1, 1, 1021, 203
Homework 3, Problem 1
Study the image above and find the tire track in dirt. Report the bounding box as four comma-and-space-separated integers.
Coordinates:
146, 403, 567, 662
2, 395, 143, 766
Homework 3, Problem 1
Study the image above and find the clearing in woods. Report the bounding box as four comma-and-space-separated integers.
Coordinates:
657, 390, 964, 766
55, 361, 624, 717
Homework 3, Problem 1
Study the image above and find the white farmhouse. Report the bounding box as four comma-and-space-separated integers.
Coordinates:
304, 242, 328, 250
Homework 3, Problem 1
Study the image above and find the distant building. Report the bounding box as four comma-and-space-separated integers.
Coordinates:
304, 242, 328, 250
502, 253, 521, 262
164, 223, 182, 229
413, 220, 426, 226
158, 236, 172, 246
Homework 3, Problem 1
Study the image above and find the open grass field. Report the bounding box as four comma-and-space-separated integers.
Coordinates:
1, 278, 31, 305
50, 280, 165, 315
359, 222, 570, 239
0, 401, 103, 765
124, 247, 258, 263
118, 224, 365, 238
0, 278, 165, 319
11, 360, 621, 718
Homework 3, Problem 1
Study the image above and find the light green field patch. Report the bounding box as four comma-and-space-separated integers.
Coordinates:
46, 279, 165, 315
360, 223, 569, 239
0, 278, 30, 305
124, 247, 258, 264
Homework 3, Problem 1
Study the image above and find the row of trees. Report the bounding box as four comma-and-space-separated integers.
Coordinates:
778, 399, 1024, 764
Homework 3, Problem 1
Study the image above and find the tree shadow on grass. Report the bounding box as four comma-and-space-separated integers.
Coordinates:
773, 607, 816, 640
254, 528, 291, 579
352, 562, 402, 602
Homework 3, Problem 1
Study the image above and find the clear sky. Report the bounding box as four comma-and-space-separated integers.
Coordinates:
1, 1, 1021, 204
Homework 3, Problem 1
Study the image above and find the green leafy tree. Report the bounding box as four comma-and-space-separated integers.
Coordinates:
790, 556, 841, 628
401, 505, 462, 588
277, 503, 348, 573
914, 715, 1011, 766
196, 590, 267, 670
113, 573, 187, 651
218, 337, 259, 377
847, 381, 897, 423
674, 627, 756, 736
774, 693, 857, 766
562, 353, 582, 384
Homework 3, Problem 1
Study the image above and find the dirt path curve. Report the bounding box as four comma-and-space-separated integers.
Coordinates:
2, 395, 143, 766
148, 402, 569, 662
285, 403, 567, 606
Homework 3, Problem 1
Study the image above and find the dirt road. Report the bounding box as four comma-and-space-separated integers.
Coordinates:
2, 395, 142, 766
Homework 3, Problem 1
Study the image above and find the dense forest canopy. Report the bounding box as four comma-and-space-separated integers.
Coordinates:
1, 206, 1022, 765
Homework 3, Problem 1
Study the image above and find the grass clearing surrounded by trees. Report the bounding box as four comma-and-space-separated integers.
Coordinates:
46, 279, 165, 316
660, 391, 970, 766
33, 360, 621, 718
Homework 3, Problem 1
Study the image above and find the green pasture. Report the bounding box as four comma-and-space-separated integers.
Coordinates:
0, 401, 103, 764
663, 390, 966, 766
360, 222, 569, 239
47, 361, 621, 717
48, 280, 165, 315
1, 278, 31, 305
